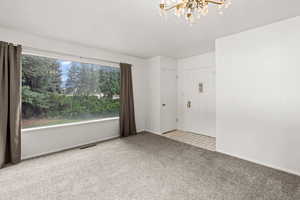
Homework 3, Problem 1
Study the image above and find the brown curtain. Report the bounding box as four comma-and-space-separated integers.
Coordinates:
0, 41, 22, 168
119, 63, 137, 137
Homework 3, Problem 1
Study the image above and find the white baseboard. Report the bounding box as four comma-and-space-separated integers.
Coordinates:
145, 129, 299, 176
143, 129, 162, 135
217, 149, 300, 177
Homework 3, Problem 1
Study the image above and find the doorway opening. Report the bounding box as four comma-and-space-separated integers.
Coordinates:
173, 66, 216, 151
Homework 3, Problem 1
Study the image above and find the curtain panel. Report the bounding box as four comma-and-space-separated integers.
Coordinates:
119, 63, 137, 137
0, 41, 22, 168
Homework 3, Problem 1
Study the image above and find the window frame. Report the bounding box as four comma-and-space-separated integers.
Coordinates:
22, 49, 120, 69
21, 50, 121, 131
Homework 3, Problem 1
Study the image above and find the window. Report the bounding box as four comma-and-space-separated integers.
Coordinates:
21, 54, 120, 129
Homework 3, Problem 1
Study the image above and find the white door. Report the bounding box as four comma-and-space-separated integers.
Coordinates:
182, 68, 216, 137
161, 68, 177, 133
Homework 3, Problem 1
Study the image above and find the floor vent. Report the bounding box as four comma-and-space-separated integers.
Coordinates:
79, 144, 97, 150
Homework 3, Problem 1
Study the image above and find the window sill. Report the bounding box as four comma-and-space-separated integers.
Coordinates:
22, 117, 119, 133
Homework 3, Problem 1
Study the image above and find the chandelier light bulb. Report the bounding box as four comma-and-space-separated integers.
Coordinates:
205, 10, 208, 16
185, 14, 189, 20
181, 8, 185, 15
190, 16, 194, 23
188, 15, 195, 26
202, 7, 208, 16
159, 8, 166, 17
174, 8, 181, 17
174, 5, 182, 17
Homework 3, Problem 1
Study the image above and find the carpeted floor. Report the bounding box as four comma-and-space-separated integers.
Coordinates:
0, 133, 299, 200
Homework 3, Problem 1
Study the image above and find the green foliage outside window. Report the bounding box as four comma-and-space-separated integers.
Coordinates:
21, 54, 120, 129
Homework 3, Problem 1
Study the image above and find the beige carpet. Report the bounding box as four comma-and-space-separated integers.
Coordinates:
0, 133, 299, 200
163, 130, 216, 151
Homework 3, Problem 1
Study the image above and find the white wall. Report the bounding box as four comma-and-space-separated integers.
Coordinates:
145, 57, 161, 134
22, 119, 119, 159
0, 26, 148, 158
216, 16, 300, 175
177, 52, 216, 136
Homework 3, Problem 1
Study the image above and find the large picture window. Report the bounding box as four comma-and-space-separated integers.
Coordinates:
21, 54, 120, 129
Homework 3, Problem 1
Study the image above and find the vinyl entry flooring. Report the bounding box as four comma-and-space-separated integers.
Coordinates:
163, 130, 216, 151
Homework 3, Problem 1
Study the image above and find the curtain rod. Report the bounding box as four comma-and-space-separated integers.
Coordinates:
23, 46, 121, 65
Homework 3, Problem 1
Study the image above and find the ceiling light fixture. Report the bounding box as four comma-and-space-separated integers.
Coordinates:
159, 0, 232, 25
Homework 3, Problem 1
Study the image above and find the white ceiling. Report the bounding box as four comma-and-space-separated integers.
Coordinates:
0, 0, 299, 58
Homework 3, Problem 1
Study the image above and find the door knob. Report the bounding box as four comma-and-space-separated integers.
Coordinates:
162, 104, 166, 107
187, 101, 191, 108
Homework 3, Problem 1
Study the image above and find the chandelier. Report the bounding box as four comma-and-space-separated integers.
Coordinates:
159, 0, 232, 24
